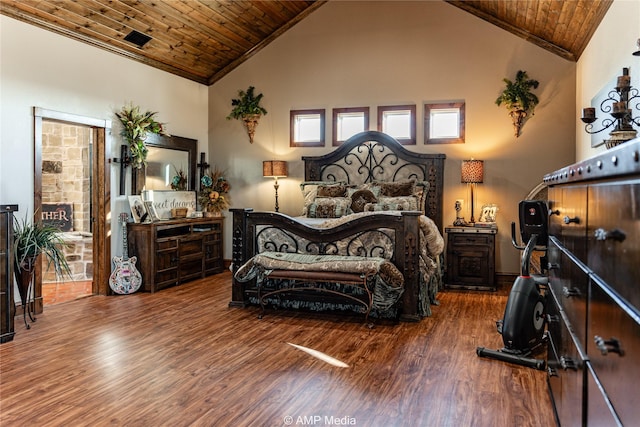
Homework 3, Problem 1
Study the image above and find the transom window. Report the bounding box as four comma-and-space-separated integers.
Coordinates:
332, 107, 369, 146
424, 102, 465, 144
290, 109, 325, 147
377, 105, 416, 145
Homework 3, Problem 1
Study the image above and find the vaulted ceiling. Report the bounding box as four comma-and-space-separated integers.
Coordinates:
0, 0, 613, 86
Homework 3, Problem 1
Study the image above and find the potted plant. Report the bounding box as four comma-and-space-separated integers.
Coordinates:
116, 103, 168, 168
199, 167, 231, 216
13, 215, 71, 328
226, 86, 268, 143
495, 70, 540, 137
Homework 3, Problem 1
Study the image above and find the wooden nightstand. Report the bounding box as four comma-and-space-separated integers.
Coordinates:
445, 226, 497, 291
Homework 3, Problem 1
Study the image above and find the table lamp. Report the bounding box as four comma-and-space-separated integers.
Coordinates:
263, 160, 288, 212
461, 159, 484, 224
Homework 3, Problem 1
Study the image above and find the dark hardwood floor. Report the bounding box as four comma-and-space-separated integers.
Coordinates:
0, 272, 555, 426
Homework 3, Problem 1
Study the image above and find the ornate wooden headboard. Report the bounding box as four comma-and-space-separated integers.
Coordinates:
302, 131, 446, 233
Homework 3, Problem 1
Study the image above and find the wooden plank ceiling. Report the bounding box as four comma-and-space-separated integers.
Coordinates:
0, 0, 612, 86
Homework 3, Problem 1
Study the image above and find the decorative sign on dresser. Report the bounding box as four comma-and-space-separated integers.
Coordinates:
127, 217, 224, 293
142, 190, 197, 220
543, 137, 639, 426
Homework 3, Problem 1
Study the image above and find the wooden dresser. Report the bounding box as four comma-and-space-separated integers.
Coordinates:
544, 138, 639, 426
127, 217, 224, 293
1, 205, 17, 343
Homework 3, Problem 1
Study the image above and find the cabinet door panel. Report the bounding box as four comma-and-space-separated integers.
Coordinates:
588, 276, 640, 426
587, 180, 640, 309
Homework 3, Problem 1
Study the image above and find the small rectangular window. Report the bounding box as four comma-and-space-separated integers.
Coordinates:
332, 107, 369, 146
290, 109, 325, 147
424, 102, 465, 144
377, 105, 416, 145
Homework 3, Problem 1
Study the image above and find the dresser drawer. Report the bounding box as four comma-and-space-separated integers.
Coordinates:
588, 275, 640, 426
548, 185, 587, 263
546, 292, 587, 427
548, 237, 589, 348
587, 180, 640, 309
585, 362, 622, 426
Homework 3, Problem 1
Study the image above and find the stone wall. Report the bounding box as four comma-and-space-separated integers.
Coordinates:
41, 121, 91, 232
41, 121, 94, 304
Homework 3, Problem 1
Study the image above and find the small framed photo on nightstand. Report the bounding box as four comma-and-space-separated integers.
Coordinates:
478, 204, 498, 224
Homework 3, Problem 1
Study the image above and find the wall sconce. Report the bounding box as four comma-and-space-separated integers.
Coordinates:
263, 160, 288, 212
461, 159, 484, 224
581, 67, 639, 149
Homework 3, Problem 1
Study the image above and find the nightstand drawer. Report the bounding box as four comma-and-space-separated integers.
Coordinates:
450, 233, 492, 246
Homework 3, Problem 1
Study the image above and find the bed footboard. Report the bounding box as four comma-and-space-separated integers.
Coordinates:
230, 208, 422, 321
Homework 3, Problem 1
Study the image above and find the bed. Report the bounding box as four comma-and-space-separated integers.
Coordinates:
231, 130, 446, 322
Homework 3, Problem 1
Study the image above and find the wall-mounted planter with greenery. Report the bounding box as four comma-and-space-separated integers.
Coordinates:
115, 103, 168, 168
226, 86, 267, 143
495, 70, 539, 137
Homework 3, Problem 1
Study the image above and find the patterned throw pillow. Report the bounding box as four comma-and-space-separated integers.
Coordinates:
364, 195, 419, 212
317, 183, 348, 197
350, 189, 378, 213
377, 178, 416, 197
300, 181, 345, 215
307, 197, 351, 218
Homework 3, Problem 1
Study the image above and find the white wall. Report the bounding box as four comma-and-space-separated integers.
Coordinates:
576, 0, 640, 161
0, 16, 208, 259
209, 0, 577, 274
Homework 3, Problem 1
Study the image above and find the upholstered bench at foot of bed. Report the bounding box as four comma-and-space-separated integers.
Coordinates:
234, 252, 405, 323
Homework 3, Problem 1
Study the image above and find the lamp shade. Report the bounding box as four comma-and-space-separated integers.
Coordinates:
263, 160, 288, 178
461, 159, 484, 183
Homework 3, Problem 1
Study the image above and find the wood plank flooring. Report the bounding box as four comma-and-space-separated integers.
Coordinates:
0, 272, 555, 427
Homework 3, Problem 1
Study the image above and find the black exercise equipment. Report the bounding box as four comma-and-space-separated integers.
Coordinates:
476, 200, 548, 370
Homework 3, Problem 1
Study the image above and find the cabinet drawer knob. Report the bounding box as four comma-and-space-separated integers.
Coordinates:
594, 335, 624, 356
560, 356, 578, 371
549, 209, 560, 216
563, 215, 580, 224
547, 366, 558, 377
562, 286, 581, 298
594, 228, 626, 242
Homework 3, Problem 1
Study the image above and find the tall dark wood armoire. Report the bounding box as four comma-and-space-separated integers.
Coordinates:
1, 204, 17, 343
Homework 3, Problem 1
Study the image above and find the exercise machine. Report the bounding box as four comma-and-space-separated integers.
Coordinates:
476, 200, 549, 370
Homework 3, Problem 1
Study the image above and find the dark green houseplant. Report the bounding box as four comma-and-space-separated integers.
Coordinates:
226, 86, 268, 143
13, 215, 71, 328
495, 70, 540, 137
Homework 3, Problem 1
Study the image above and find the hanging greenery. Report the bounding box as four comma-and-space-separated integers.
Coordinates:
116, 103, 168, 168
495, 70, 540, 137
226, 86, 267, 143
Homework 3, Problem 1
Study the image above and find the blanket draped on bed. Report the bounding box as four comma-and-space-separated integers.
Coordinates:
234, 252, 405, 314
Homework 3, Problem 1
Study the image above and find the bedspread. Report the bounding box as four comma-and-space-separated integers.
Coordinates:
235, 252, 405, 312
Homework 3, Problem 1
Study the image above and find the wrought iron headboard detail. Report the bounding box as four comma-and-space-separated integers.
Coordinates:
302, 131, 446, 232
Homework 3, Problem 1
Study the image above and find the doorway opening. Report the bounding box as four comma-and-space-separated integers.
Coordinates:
30, 107, 111, 316
40, 120, 93, 305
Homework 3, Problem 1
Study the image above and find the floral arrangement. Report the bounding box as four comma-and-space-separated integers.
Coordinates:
170, 166, 187, 191
115, 103, 168, 168
199, 167, 231, 213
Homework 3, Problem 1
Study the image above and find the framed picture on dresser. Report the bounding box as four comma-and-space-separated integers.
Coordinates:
128, 195, 148, 223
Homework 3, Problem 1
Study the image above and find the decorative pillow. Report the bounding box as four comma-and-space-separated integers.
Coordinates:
317, 183, 348, 198
300, 181, 344, 215
378, 179, 416, 197
364, 202, 406, 212
379, 195, 419, 211
350, 189, 378, 213
347, 183, 382, 199
307, 197, 351, 218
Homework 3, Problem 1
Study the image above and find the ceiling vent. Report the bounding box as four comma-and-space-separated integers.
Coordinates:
124, 30, 152, 48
